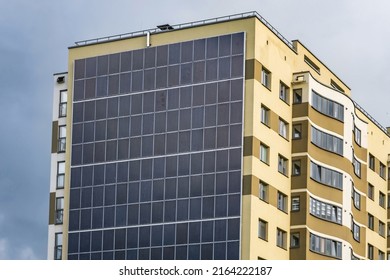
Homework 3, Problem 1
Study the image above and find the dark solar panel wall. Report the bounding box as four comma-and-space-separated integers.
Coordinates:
68, 32, 245, 260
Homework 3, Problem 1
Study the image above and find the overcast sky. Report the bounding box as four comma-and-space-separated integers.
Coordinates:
0, 0, 389, 259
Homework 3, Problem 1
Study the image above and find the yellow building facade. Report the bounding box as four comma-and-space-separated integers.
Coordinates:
48, 12, 390, 260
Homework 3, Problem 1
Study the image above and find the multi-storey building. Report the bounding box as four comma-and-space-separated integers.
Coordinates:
48, 11, 390, 260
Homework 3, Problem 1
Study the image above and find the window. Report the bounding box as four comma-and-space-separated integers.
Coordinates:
352, 188, 361, 210
59, 90, 67, 117
54, 233, 63, 260
353, 156, 361, 177
261, 105, 270, 126
379, 221, 385, 237
279, 118, 288, 139
260, 143, 269, 164
368, 184, 374, 200
277, 191, 287, 212
261, 67, 271, 89
368, 244, 374, 260
292, 124, 302, 139
379, 192, 385, 208
354, 126, 361, 145
311, 126, 343, 155
304, 55, 321, 74
290, 232, 300, 248
330, 79, 345, 93
57, 161, 65, 189
310, 161, 343, 190
387, 223, 390, 237
310, 233, 342, 259
378, 250, 385, 260
55, 197, 64, 225
352, 221, 360, 242
309, 196, 342, 224
276, 228, 287, 249
311, 91, 344, 121
279, 82, 289, 103
293, 88, 302, 104
278, 154, 288, 176
369, 154, 375, 171
58, 125, 66, 153
292, 160, 301, 176
291, 197, 300, 211
368, 214, 374, 230
351, 249, 360, 260
259, 181, 268, 202
379, 162, 386, 179
258, 219, 268, 240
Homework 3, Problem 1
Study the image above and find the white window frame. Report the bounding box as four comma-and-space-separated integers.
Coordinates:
279, 81, 289, 104
278, 154, 288, 176
261, 105, 270, 126
58, 125, 66, 153
352, 221, 360, 242
57, 161, 65, 189
353, 188, 361, 210
276, 228, 287, 249
258, 219, 268, 241
54, 233, 63, 260
379, 221, 385, 237
292, 160, 301, 176
261, 67, 271, 89
260, 143, 269, 164
293, 88, 302, 104
378, 250, 385, 260
290, 232, 300, 248
353, 156, 361, 178
368, 244, 374, 260
379, 162, 386, 179
368, 213, 374, 230
309, 196, 342, 224
368, 154, 375, 171
55, 197, 64, 225
354, 126, 361, 146
291, 196, 300, 211
379, 192, 386, 208
277, 191, 287, 212
59, 90, 67, 118
292, 124, 302, 139
259, 181, 268, 202
368, 184, 374, 200
279, 118, 288, 139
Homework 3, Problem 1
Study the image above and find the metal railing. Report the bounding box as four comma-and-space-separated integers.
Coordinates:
353, 101, 389, 136
74, 11, 294, 50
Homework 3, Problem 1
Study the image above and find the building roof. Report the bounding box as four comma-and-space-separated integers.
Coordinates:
70, 11, 294, 50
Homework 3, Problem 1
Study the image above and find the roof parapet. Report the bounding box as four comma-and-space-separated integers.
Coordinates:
72, 11, 294, 50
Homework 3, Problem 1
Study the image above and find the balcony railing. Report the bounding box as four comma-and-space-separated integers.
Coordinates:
73, 11, 294, 51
